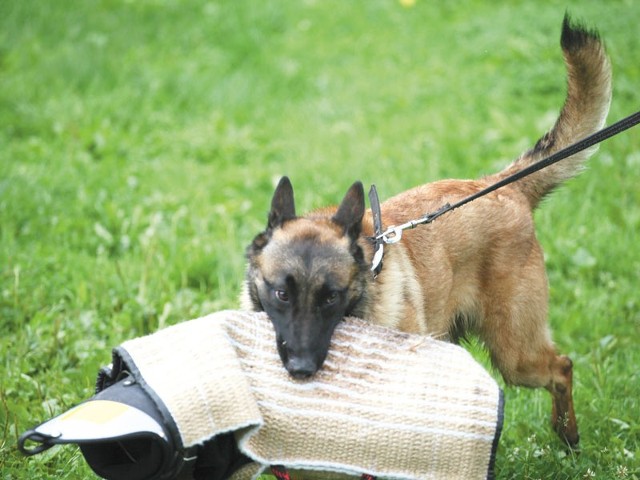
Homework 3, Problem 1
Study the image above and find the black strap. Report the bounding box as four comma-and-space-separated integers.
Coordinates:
368, 185, 384, 277
18, 430, 57, 456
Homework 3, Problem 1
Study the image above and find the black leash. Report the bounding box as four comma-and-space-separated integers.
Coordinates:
372, 110, 640, 250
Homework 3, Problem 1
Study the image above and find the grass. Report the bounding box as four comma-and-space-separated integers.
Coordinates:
1, 0, 638, 478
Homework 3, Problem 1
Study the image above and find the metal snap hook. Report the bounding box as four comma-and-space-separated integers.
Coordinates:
382, 226, 404, 244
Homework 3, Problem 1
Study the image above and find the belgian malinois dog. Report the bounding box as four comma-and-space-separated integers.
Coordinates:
241, 16, 611, 447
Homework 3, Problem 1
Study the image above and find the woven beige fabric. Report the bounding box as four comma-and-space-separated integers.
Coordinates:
120, 310, 502, 479
120, 313, 263, 446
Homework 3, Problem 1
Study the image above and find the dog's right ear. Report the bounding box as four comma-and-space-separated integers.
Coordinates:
268, 176, 296, 229
333, 181, 365, 241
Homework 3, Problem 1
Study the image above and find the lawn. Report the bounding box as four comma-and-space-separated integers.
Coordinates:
1, 0, 638, 479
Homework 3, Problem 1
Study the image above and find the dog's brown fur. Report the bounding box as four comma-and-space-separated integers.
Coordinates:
241, 16, 611, 447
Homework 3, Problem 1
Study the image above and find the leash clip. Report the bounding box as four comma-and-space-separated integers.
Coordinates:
378, 202, 453, 245
381, 226, 404, 244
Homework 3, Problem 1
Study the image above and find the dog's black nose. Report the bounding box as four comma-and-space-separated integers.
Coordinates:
286, 357, 317, 379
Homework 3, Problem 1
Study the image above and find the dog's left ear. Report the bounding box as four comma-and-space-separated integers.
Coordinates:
268, 176, 296, 230
333, 181, 365, 241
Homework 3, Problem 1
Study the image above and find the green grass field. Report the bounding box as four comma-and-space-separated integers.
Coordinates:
1, 1, 639, 478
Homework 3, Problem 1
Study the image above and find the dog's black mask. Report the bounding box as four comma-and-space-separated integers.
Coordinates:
262, 275, 349, 379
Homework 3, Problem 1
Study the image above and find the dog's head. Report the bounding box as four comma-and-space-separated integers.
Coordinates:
244, 176, 369, 379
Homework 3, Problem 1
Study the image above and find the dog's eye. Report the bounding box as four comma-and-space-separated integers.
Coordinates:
325, 291, 339, 305
274, 289, 289, 303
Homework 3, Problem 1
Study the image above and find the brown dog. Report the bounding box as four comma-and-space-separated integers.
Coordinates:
241, 15, 611, 447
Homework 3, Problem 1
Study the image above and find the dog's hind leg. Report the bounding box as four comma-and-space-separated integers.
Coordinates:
547, 354, 578, 448
478, 251, 579, 447
481, 315, 579, 447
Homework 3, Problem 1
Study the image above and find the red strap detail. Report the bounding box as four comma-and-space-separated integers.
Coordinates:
270, 465, 291, 480
270, 465, 376, 480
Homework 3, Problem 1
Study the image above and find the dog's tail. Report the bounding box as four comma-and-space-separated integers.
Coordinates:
492, 15, 612, 210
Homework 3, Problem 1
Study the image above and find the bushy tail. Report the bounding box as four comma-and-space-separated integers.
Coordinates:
492, 14, 612, 209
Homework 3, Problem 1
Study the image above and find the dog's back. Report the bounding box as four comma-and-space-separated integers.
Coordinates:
369, 15, 612, 337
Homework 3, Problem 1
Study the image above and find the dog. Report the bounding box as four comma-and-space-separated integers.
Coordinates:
241, 15, 611, 448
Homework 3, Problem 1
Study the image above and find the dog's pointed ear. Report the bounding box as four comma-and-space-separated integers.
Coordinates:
332, 181, 365, 241
268, 176, 296, 229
